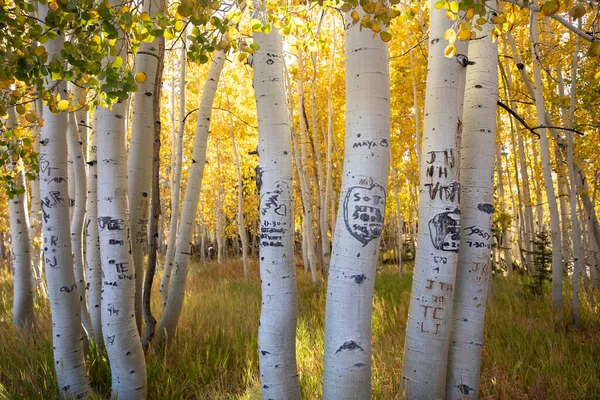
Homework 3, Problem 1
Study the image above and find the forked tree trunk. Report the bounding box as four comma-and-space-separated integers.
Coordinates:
252, 14, 300, 397
96, 1, 147, 393
155, 50, 226, 342
37, 6, 91, 396
160, 36, 186, 306
7, 107, 35, 331
401, 0, 468, 396
128, 0, 163, 333
322, 13, 390, 398
446, 12, 497, 398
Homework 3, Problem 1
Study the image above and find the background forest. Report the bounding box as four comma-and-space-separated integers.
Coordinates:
0, 0, 599, 398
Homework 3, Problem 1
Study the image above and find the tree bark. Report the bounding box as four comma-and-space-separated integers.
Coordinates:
322, 12, 390, 398
401, 0, 468, 396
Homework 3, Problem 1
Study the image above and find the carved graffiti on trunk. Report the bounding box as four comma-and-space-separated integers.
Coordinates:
260, 180, 290, 248
343, 182, 386, 246
428, 208, 460, 252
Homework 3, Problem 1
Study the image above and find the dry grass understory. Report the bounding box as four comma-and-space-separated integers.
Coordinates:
0, 260, 598, 399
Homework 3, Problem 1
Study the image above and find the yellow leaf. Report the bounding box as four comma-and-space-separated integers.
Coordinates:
351, 10, 360, 23
380, 31, 392, 42
446, 10, 457, 20
444, 44, 457, 58
135, 72, 147, 83
444, 28, 456, 41
569, 4, 586, 19
541, 0, 560, 16
449, 1, 459, 13
458, 29, 472, 40
16, 104, 26, 115
57, 100, 69, 111
141, 11, 151, 21
476, 17, 487, 25
33, 45, 46, 57
594, 70, 600, 81
465, 8, 474, 20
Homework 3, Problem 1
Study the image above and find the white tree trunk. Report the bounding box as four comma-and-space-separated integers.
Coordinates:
67, 103, 94, 340
495, 142, 513, 272
128, 0, 162, 332
232, 133, 249, 278
36, 7, 92, 395
86, 115, 102, 347
252, 20, 300, 398
401, 0, 468, 396
155, 50, 226, 341
446, 12, 497, 398
160, 36, 186, 306
394, 179, 404, 277
7, 107, 35, 330
96, 3, 147, 393
531, 9, 563, 315
322, 14, 390, 398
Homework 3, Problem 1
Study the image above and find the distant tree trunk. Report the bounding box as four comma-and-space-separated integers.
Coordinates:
7, 107, 35, 331
394, 181, 403, 277
496, 142, 513, 273
446, 11, 497, 398
155, 50, 226, 342
401, 0, 468, 396
128, 0, 163, 334
231, 132, 249, 278
160, 34, 186, 307
215, 139, 225, 264
36, 6, 91, 395
86, 114, 102, 347
322, 13, 390, 398
252, 10, 300, 397
96, 0, 147, 392
67, 103, 94, 340
531, 9, 563, 317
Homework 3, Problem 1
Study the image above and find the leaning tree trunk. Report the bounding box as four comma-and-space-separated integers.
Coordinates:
37, 6, 92, 396
159, 35, 186, 307
67, 95, 94, 340
322, 13, 390, 399
85, 115, 102, 347
531, 9, 563, 317
7, 107, 35, 331
96, 2, 147, 394
155, 50, 226, 342
446, 12, 498, 398
401, 0, 468, 396
251, 14, 300, 398
128, 0, 163, 333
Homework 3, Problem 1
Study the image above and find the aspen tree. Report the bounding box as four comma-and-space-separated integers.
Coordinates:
96, 0, 147, 395
400, 0, 468, 396
251, 3, 300, 396
156, 50, 226, 341
322, 11, 390, 398
6, 107, 35, 331
37, 5, 91, 396
128, 0, 163, 332
446, 9, 497, 398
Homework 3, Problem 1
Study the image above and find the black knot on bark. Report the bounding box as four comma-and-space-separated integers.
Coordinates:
455, 54, 475, 67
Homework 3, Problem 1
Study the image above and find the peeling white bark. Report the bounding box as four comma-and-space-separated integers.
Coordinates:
322, 13, 390, 399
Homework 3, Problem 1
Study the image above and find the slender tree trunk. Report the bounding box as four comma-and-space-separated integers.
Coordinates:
215, 139, 225, 264
37, 7, 92, 395
251, 13, 300, 396
85, 115, 102, 347
446, 12, 497, 398
155, 50, 226, 342
322, 13, 390, 398
142, 30, 165, 347
7, 107, 35, 331
531, 9, 563, 317
401, 1, 468, 396
394, 177, 403, 277
232, 132, 249, 278
96, 1, 147, 392
496, 142, 513, 273
67, 103, 94, 340
160, 34, 186, 306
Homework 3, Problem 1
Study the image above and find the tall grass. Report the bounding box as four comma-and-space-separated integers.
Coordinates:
0, 260, 598, 399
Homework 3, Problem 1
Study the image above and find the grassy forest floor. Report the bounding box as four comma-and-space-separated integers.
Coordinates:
0, 259, 599, 399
